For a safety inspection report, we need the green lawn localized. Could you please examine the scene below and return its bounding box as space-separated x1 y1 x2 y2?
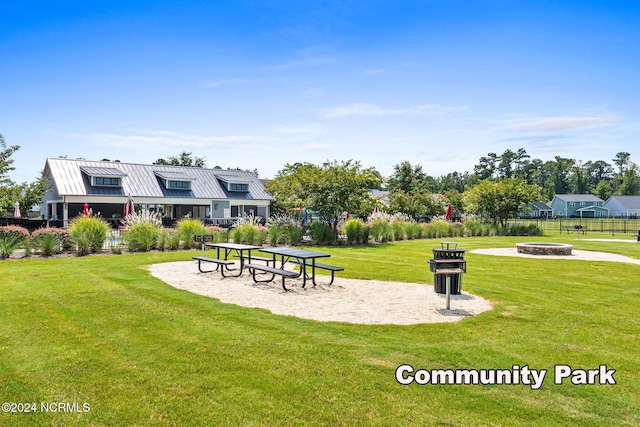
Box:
1 235 639 426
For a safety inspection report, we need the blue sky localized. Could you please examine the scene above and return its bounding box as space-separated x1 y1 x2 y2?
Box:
2 1 640 184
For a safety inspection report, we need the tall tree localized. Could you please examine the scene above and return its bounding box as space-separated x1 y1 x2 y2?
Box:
570 162 589 194
547 156 575 195
474 152 498 180
464 178 541 227
153 152 206 167
386 161 429 193
0 134 19 186
497 149 517 178
585 160 614 190
0 133 48 216
612 152 631 175
267 160 382 235
616 163 640 196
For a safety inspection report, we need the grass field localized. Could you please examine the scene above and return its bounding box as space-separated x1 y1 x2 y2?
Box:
1 234 639 426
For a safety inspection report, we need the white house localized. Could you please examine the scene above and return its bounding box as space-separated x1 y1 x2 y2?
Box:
40 158 273 227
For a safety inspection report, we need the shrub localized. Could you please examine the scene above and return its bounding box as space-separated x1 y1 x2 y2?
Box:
124 223 160 252
31 227 67 256
309 221 335 244
342 219 365 244
175 218 208 249
267 214 303 246
464 219 483 237
368 219 393 243
391 221 408 241
121 211 163 252
451 222 465 237
160 228 181 250
67 215 110 256
0 225 30 259
421 223 435 239
431 220 452 238
206 226 228 243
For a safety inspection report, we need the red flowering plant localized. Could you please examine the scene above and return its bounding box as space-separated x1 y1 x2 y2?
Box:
31 227 69 256
0 225 30 259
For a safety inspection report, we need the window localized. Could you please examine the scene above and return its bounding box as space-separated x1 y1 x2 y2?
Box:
569 202 575 207
168 180 191 189
94 177 121 187
229 183 248 191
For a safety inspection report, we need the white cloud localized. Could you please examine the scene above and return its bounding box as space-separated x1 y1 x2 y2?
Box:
67 129 277 149
296 144 332 151
200 78 250 88
319 102 468 118
262 56 335 71
507 115 618 132
275 124 324 136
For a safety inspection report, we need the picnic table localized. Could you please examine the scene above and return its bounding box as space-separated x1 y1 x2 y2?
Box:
193 242 263 277
564 225 587 235
246 247 343 291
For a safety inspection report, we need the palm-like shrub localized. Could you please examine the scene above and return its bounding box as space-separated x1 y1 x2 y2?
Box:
31 227 67 256
67 215 110 256
0 225 30 259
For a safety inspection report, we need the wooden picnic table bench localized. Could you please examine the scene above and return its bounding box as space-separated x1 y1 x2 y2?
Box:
245 263 299 291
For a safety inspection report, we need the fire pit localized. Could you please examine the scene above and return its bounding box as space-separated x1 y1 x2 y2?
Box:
516 243 573 256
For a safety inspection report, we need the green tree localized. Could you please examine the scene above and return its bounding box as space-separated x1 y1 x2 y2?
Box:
570 162 589 194
267 160 382 237
593 180 614 201
474 152 498 180
153 152 206 167
0 134 48 216
616 163 640 196
464 178 541 227
388 188 443 219
386 161 429 193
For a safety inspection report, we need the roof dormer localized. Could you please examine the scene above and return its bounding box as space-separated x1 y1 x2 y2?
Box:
154 171 194 190
80 166 127 187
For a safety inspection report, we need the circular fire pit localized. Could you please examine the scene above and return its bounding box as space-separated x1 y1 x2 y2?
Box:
516 243 573 256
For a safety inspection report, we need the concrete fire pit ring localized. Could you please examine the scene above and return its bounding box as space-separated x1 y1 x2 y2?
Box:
516 243 573 256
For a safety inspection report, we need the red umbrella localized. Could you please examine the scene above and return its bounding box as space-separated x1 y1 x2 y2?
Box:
83 203 89 217
445 204 452 220
123 198 135 217
13 201 21 218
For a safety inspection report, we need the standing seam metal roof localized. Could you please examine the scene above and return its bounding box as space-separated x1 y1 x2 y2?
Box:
45 158 273 200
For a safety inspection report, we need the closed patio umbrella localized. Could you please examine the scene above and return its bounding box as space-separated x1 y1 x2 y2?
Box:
13 201 21 218
445 204 452 220
83 203 89 217
124 197 135 217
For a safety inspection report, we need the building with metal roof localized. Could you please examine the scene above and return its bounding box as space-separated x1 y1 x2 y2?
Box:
41 158 273 227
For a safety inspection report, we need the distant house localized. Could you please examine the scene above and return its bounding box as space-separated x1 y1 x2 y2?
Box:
603 196 640 218
40 158 273 227
520 201 553 218
549 194 608 218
